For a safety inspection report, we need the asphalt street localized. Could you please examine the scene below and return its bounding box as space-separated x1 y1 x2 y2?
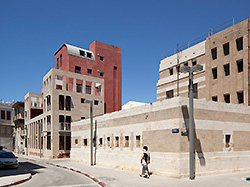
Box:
0 158 99 187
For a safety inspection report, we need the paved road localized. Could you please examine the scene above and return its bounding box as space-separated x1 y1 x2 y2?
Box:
0 158 99 187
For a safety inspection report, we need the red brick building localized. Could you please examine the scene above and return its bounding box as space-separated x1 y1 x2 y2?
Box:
54 41 122 113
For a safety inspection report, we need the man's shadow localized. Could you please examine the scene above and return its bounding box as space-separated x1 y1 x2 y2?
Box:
181 105 206 166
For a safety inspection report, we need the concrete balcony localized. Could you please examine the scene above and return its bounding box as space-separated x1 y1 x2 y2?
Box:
43 123 51 132
13 112 24 122
59 122 71 132
21 129 27 136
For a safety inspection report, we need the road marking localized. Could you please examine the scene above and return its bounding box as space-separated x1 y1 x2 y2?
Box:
46 184 98 187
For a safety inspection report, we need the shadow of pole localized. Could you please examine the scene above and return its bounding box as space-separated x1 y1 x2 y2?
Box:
181 105 206 166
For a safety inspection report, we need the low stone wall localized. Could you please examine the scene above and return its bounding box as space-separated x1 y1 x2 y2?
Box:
71 97 250 178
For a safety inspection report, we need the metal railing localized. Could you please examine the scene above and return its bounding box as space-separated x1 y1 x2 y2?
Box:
162 18 235 59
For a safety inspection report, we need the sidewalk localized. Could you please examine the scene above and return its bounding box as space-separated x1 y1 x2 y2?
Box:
17 154 250 187
0 173 32 187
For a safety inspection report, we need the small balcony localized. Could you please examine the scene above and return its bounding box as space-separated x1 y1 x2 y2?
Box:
13 113 24 122
59 122 71 132
21 129 27 136
43 122 51 132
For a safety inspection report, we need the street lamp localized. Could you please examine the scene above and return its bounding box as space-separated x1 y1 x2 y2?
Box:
180 64 203 180
84 100 94 166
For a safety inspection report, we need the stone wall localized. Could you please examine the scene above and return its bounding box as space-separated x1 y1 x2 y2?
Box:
71 97 250 178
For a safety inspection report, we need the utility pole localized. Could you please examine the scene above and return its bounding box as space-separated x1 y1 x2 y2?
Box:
39 120 42 158
177 43 180 96
84 100 94 166
180 64 203 180
90 100 94 166
94 120 97 165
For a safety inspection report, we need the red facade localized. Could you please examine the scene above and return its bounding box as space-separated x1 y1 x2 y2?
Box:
54 41 122 113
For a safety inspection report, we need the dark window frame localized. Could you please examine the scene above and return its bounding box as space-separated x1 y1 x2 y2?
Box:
224 64 230 76
211 48 217 60
212 67 217 79
166 90 174 99
236 37 243 51
237 59 243 73
223 42 230 56
75 66 81 74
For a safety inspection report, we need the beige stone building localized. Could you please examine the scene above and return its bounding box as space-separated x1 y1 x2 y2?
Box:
71 18 250 178
12 101 26 154
0 102 14 151
71 97 250 178
25 68 104 158
157 18 250 105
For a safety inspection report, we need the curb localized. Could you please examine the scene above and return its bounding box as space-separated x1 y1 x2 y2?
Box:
0 174 32 187
21 156 106 187
46 162 107 187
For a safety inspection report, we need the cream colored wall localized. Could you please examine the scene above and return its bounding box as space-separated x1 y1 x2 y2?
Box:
71 97 250 177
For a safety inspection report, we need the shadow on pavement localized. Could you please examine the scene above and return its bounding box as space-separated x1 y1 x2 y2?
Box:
0 160 46 177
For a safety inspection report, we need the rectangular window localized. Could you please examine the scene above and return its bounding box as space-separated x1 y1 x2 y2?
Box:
57 58 59 69
81 117 85 119
81 98 85 103
94 100 99 105
236 37 243 51
177 65 180 73
79 50 85 56
237 91 244 104
7 111 11 120
47 95 51 111
212 96 218 102
100 56 104 61
1 110 5 120
223 42 230 56
75 139 78 145
166 90 174 99
114 66 117 79
76 84 82 93
75 66 81 74
193 83 198 99
211 48 217 60
86 52 92 58
100 72 104 77
136 135 141 147
59 135 64 150
125 136 129 147
224 64 230 76
47 133 51 150
87 69 92 74
225 134 231 148
212 67 217 79
192 59 197 66
59 95 64 110
86 85 91 94
237 59 243 73
66 136 71 150
224 94 230 103
169 68 173 75
84 139 87 146
99 138 103 147
56 85 62 90
59 115 64 130
60 55 62 67
107 137 110 147
115 136 119 147
65 96 71 111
